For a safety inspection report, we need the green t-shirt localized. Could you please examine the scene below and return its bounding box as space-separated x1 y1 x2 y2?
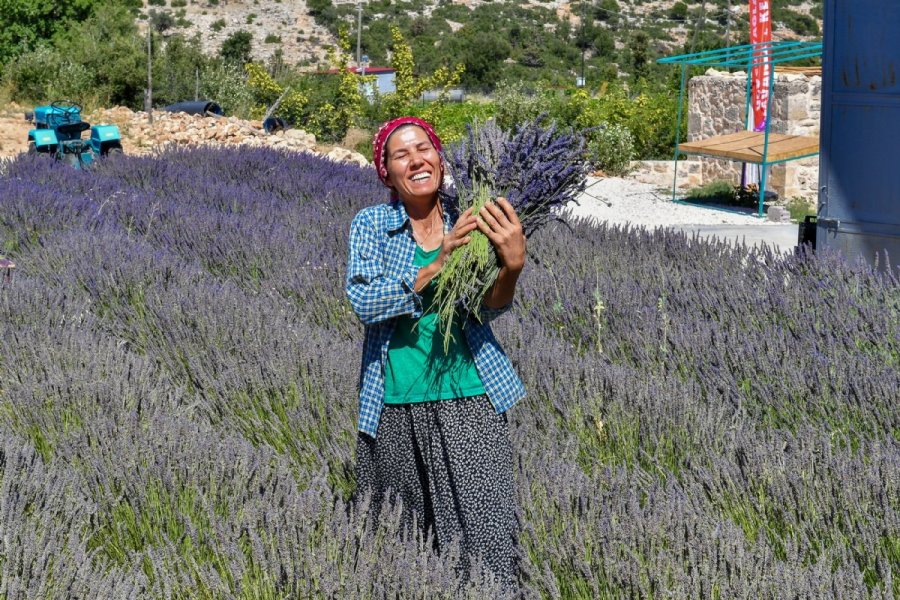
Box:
384 245 486 404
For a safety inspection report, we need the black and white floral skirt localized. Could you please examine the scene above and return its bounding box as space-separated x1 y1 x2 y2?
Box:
355 395 517 586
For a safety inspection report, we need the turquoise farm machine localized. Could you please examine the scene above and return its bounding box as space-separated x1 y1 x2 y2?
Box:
26 101 123 168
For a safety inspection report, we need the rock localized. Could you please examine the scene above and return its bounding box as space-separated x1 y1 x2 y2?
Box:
767 206 792 223
325 147 368 167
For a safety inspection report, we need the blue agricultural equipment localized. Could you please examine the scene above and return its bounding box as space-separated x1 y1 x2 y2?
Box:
26 100 123 168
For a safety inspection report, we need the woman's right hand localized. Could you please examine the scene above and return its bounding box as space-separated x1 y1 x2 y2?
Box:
414 207 477 293
436 207 477 269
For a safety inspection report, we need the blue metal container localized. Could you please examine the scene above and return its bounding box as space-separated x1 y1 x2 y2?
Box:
817 1 900 267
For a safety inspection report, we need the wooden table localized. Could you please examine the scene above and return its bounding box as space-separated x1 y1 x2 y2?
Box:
678 131 819 164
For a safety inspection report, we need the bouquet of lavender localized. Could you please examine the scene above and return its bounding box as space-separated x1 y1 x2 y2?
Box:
433 117 590 349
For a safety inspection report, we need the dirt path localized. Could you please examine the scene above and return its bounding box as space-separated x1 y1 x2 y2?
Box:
0 104 32 157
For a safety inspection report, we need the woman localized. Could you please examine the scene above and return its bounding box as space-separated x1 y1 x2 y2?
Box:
345 116 526 585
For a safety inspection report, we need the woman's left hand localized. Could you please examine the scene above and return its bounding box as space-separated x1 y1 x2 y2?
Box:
476 197 526 273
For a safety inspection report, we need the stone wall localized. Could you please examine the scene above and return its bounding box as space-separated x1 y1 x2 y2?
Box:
85 107 368 166
687 69 821 203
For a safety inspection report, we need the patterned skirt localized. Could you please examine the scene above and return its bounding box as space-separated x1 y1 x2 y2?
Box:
354 395 517 586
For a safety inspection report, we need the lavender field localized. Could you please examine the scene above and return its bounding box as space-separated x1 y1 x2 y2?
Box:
0 147 897 599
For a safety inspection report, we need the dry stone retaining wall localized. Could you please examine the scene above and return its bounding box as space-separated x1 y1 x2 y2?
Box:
86 106 368 166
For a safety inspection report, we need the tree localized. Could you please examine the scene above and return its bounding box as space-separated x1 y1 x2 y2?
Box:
220 30 253 66
594 0 619 25
626 30 651 81
53 3 146 107
307 0 337 28
592 28 614 58
148 9 175 33
378 25 464 132
0 0 139 64
668 2 688 22
457 30 510 90
155 34 207 105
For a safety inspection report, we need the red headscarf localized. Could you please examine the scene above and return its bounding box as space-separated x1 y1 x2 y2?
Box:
372 116 443 190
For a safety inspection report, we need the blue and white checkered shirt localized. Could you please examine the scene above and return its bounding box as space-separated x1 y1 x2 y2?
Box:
346 198 526 437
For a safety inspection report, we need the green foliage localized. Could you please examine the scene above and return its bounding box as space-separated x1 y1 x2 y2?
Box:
244 62 309 125
153 34 207 107
220 30 253 66
685 181 790 212
376 25 464 126
549 85 682 161
264 34 281 44
449 30 512 91
626 30 652 82
668 1 688 21
586 122 635 176
199 62 254 117
2 46 93 103
686 179 736 202
296 28 363 142
594 0 619 23
774 7 820 36
148 9 175 33
3 3 149 108
492 81 552 132
0 0 139 65
307 0 337 28
411 100 495 144
786 197 817 222
210 18 226 32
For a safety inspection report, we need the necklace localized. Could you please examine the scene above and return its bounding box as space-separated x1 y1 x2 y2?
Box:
410 206 442 247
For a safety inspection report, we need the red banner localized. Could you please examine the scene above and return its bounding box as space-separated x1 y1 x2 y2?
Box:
749 0 772 131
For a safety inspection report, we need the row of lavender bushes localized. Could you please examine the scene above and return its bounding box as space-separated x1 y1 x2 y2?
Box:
0 147 897 599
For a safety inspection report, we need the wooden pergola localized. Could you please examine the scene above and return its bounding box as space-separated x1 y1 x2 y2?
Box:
658 41 823 216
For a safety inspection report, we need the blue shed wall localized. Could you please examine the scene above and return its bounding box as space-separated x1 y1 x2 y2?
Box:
817 1 900 267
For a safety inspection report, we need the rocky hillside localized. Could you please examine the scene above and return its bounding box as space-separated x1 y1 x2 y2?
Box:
139 0 334 66
139 0 822 67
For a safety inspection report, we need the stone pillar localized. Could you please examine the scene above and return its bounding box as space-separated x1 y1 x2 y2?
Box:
687 69 821 204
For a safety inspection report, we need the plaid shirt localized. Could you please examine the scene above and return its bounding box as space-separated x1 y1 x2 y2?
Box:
346 198 526 437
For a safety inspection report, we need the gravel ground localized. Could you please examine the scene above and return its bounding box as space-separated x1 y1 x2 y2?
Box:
560 176 802 253
562 176 782 228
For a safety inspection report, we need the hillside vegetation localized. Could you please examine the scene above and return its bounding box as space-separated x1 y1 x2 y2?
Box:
0 0 821 163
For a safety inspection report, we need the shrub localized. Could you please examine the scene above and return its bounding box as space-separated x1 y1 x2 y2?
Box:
412 100 496 144
244 62 309 125
3 46 94 105
264 34 281 44
492 80 553 132
220 30 253 65
2 45 61 102
585 122 635 176
551 86 683 161
210 18 226 31
786 196 817 222
199 62 254 117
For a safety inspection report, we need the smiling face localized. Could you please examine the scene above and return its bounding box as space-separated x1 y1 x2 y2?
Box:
384 125 443 206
